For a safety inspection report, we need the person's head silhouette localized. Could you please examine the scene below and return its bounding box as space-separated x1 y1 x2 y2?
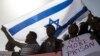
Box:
68 23 79 38
46 24 55 38
25 31 37 44
78 22 89 35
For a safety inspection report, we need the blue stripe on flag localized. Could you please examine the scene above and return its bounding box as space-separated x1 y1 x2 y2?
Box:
55 6 88 37
9 0 73 35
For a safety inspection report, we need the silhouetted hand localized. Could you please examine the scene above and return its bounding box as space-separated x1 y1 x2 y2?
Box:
88 11 93 18
1 25 16 44
90 34 96 40
1 26 7 33
86 11 94 24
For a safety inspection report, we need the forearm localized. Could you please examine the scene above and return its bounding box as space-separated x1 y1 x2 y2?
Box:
4 31 22 48
1 27 14 42
1 26 22 48
13 41 23 48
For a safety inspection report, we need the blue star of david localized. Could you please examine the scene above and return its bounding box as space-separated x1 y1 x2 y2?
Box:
45 18 61 29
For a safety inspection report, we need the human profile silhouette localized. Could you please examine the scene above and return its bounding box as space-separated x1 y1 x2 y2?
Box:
1 26 40 56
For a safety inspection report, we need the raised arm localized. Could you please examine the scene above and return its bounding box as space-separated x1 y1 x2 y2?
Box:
86 11 93 24
1 26 15 41
1 26 23 48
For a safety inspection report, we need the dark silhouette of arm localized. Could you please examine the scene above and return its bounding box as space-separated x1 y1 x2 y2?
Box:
86 11 93 24
1 26 23 48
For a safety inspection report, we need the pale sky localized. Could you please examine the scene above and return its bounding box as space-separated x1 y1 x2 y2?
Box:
0 0 100 51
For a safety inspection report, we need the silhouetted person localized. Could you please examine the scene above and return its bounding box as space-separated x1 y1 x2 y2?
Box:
87 11 100 33
40 25 56 53
64 23 79 40
89 17 100 45
86 12 100 45
78 22 89 35
1 26 40 56
40 24 62 53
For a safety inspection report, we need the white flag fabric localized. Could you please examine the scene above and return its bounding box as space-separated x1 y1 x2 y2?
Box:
3 0 88 45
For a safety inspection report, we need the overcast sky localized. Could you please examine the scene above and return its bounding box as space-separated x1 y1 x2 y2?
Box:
82 0 100 17
0 0 100 51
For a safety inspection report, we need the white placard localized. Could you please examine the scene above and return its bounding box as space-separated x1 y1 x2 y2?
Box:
62 33 100 56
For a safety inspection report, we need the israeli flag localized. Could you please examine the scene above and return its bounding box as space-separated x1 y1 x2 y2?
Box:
4 0 88 45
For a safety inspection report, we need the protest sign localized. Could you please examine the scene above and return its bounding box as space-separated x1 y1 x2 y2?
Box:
62 33 100 56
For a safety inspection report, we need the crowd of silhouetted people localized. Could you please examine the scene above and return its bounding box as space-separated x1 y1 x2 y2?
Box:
64 11 100 45
1 11 100 56
1 24 63 56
